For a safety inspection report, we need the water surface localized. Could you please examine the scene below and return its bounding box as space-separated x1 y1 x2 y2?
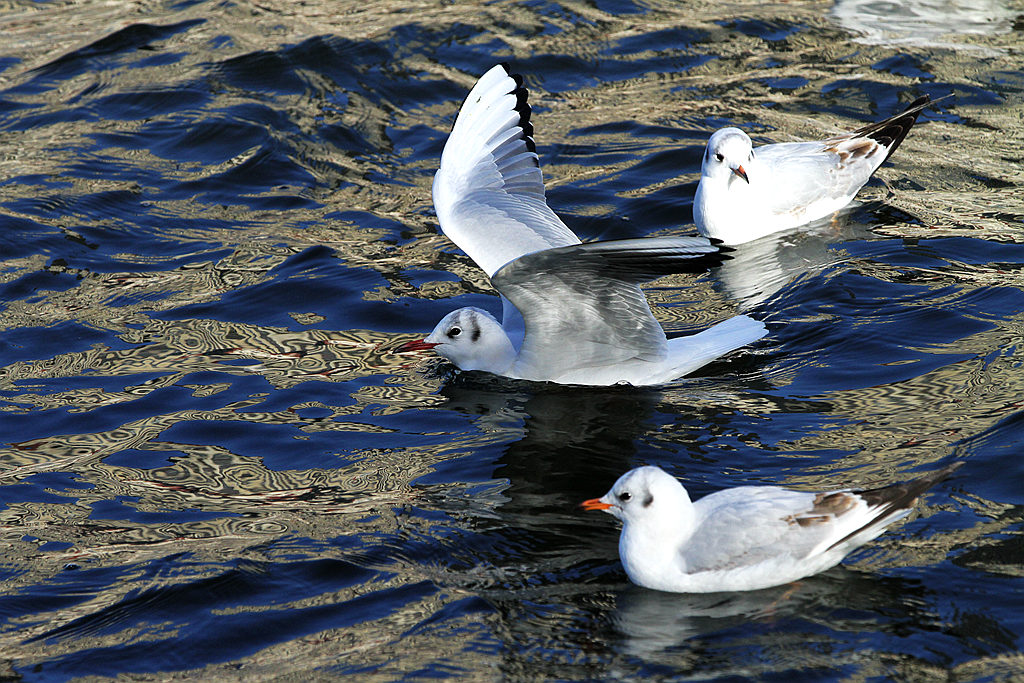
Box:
1 0 1022 679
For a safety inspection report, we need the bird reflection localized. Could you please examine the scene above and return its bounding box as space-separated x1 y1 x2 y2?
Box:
610 582 796 656
707 205 875 310
830 0 1016 54
608 567 935 659
439 375 663 500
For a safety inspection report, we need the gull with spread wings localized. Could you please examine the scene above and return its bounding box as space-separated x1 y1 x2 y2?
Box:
399 65 766 386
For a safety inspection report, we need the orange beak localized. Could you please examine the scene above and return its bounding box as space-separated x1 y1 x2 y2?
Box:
732 165 749 183
397 339 440 353
581 497 612 511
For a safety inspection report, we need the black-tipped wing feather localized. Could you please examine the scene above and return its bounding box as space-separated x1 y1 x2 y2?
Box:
825 461 963 551
846 94 945 162
434 64 581 278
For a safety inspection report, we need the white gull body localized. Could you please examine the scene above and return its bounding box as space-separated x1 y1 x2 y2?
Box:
583 463 961 593
694 96 939 245
402 65 766 386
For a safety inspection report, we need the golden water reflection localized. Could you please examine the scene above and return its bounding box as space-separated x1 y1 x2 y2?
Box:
0 0 1021 677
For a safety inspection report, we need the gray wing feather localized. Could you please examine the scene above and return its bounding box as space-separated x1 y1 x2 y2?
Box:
754 141 879 213
684 487 836 572
492 237 727 377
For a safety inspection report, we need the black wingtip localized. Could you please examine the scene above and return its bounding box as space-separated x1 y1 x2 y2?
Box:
504 68 537 153
708 238 735 254
512 87 535 142
494 64 537 152
857 461 964 513
904 95 931 111
824 461 962 553
853 93 949 162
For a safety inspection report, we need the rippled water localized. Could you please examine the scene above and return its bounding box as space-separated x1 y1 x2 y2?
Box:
1 0 1022 679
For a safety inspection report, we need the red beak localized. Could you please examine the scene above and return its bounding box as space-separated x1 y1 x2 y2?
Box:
580 497 613 511
732 165 749 183
397 339 440 353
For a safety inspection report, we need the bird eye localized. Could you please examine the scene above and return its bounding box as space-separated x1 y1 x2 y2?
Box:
618 491 632 502
447 327 462 338
715 152 724 162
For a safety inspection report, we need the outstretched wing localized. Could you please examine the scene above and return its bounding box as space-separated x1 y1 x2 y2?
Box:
492 236 728 378
432 64 580 279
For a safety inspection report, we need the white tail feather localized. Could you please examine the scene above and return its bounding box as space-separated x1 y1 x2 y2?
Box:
664 315 767 379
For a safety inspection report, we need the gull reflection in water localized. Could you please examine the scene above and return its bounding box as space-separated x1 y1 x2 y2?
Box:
608 567 939 661
708 205 873 311
830 0 1016 54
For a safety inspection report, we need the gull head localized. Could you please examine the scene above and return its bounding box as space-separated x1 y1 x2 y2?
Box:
405 307 516 374
702 127 752 184
582 465 693 527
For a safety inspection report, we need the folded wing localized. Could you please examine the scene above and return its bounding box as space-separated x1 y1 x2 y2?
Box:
754 95 936 217
685 461 962 572
684 487 830 572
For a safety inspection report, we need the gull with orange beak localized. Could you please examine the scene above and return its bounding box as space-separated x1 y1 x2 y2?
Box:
582 463 962 593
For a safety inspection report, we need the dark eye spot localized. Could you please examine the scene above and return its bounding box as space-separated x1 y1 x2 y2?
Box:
715 152 724 162
642 494 653 508
448 327 462 338
618 491 632 502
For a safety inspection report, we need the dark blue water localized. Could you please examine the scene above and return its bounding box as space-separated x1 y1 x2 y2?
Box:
1 0 1022 679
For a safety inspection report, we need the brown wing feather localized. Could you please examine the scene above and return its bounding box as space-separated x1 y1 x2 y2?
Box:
825 461 963 552
785 490 859 528
825 94 949 164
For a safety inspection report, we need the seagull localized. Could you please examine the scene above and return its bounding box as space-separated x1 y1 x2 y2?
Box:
399 65 767 386
582 462 962 593
694 95 943 244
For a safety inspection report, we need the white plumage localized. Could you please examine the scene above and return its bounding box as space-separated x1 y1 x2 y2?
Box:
583 463 961 593
401 65 766 386
694 96 940 244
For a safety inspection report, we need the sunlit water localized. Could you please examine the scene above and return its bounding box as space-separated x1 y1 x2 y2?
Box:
1 0 1022 679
